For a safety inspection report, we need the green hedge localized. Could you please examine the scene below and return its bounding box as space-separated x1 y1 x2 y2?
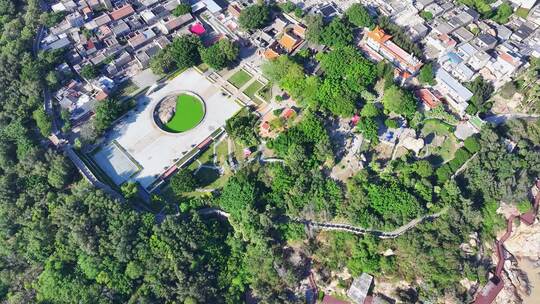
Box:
464 136 480 153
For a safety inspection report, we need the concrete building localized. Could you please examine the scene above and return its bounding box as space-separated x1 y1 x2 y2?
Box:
435 69 473 115
365 27 423 74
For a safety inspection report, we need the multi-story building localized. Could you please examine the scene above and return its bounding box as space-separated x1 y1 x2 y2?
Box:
365 27 423 74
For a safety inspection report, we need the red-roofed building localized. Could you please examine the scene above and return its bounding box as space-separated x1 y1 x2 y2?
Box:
365 27 423 74
415 88 441 109
110 4 134 21
280 108 296 120
94 90 108 101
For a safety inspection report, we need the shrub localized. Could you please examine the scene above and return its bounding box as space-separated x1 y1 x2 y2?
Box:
436 165 452 184
464 136 480 153
517 200 532 213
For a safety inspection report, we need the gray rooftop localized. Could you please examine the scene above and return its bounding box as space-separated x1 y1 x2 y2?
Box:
436 69 473 101
347 273 373 304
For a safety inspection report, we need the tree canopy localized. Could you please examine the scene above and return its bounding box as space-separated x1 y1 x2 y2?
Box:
346 4 374 28
238 4 270 30
200 39 239 70
382 85 417 118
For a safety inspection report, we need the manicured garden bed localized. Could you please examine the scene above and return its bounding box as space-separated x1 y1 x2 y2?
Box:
228 69 251 88
243 81 264 99
164 94 204 132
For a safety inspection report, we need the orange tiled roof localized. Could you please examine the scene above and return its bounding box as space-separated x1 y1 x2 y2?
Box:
279 32 300 52
366 26 392 43
293 23 307 37
415 89 440 109
264 48 280 59
110 4 134 20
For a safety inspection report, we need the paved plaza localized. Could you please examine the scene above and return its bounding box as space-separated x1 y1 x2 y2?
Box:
93 69 241 190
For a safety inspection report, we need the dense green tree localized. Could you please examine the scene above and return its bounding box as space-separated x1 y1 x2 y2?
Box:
225 110 259 147
320 18 354 47
150 47 177 75
80 64 98 79
238 4 270 30
170 169 198 195
466 76 494 114
418 62 435 85
172 3 191 16
346 4 374 28
94 98 122 134
360 103 380 117
305 14 324 43
357 117 379 142
169 35 202 69
200 39 239 70
46 152 74 189
32 108 52 137
382 85 417 118
120 182 139 199
492 2 513 24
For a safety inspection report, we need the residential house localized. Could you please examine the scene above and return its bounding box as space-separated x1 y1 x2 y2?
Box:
111 21 130 37
414 0 435 10
435 69 473 115
127 28 157 50
365 27 423 74
410 23 430 41
472 33 498 51
415 88 441 109
347 274 374 304
141 9 158 25
487 43 524 80
228 2 242 18
452 27 474 43
424 32 457 58
66 11 84 27
158 14 193 34
511 22 535 41
496 24 513 41
44 35 71 50
440 52 476 81
110 4 135 21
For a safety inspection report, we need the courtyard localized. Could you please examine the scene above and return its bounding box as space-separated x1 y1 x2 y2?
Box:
92 69 241 191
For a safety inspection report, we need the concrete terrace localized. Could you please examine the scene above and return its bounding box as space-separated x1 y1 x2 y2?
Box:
93 69 241 190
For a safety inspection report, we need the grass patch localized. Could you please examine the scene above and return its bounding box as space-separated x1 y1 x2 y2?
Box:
228 69 251 88
516 7 529 18
244 81 264 98
164 94 205 132
421 119 454 136
437 135 458 162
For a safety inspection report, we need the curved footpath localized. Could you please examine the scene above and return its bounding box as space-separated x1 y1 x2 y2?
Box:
197 207 448 239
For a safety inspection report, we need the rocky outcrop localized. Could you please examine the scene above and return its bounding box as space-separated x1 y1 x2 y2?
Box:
504 221 540 260
157 97 177 124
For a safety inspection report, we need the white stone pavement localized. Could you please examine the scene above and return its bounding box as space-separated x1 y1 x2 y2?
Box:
93 69 241 190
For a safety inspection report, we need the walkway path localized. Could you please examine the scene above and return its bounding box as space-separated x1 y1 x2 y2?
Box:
293 207 448 239
475 180 540 304
197 207 448 239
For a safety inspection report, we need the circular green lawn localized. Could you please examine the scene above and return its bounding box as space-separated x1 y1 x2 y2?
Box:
164 94 204 132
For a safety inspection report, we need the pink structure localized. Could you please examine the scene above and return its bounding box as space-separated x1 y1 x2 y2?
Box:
189 22 206 36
